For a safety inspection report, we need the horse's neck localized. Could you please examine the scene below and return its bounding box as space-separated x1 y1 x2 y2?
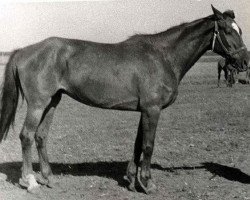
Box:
154 17 214 83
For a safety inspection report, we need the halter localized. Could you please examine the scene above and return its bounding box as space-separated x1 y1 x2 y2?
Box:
211 21 246 58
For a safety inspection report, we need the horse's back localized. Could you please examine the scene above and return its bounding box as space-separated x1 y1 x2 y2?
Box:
12 37 177 110
62 38 171 110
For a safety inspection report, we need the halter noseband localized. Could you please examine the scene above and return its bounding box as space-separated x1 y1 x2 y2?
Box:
211 21 246 57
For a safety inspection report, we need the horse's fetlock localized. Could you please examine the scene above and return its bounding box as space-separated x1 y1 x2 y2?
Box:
42 167 52 179
144 146 153 157
140 170 151 182
127 161 137 176
20 134 34 146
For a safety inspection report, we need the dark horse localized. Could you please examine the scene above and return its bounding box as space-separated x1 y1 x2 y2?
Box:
217 58 238 87
217 56 250 87
0 6 248 194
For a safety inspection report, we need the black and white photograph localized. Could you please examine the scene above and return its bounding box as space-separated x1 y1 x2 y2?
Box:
0 0 249 199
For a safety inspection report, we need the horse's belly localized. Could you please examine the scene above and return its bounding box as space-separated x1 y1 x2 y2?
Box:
69 76 139 110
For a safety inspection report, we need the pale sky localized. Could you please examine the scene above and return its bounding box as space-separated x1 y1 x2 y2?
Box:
0 0 249 52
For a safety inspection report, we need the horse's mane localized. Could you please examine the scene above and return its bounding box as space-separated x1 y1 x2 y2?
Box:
125 15 214 44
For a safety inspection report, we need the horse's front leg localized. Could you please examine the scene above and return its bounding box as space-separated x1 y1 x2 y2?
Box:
126 106 160 194
125 115 143 191
138 106 160 194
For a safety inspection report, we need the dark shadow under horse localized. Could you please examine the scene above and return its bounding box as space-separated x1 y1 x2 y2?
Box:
0 161 249 189
0 5 248 194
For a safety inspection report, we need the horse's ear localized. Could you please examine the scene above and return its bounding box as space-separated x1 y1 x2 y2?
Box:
211 5 224 20
223 10 235 19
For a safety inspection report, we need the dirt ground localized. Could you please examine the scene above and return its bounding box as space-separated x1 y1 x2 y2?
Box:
0 61 249 200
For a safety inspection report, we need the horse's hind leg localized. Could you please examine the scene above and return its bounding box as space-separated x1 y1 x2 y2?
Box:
19 104 48 192
35 93 61 188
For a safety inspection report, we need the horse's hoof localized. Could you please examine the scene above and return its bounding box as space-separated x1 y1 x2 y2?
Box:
36 175 49 186
19 178 29 188
27 184 41 194
137 176 157 194
19 175 41 194
123 175 136 192
128 183 136 192
145 180 157 194
47 178 58 188
27 174 40 192
20 174 41 193
47 176 60 188
36 174 58 188
0 173 7 181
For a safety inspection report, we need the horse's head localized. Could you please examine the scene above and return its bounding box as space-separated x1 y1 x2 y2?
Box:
211 5 249 72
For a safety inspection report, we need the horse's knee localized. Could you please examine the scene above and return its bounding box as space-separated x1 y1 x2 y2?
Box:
19 131 35 147
35 134 46 148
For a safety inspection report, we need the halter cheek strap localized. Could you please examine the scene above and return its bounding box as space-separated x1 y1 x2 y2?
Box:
211 21 246 57
211 21 218 52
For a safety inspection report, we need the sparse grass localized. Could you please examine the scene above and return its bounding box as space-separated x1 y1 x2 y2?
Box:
0 61 249 200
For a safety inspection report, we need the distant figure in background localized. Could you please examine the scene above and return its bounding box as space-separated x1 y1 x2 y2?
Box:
238 66 250 84
247 68 250 83
217 58 238 87
238 52 250 84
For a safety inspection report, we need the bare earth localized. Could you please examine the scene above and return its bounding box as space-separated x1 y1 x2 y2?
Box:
0 61 249 200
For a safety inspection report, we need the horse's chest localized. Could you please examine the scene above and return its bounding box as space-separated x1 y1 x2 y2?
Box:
160 83 178 108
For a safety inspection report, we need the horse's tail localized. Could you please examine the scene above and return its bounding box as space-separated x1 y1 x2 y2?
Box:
0 50 23 142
